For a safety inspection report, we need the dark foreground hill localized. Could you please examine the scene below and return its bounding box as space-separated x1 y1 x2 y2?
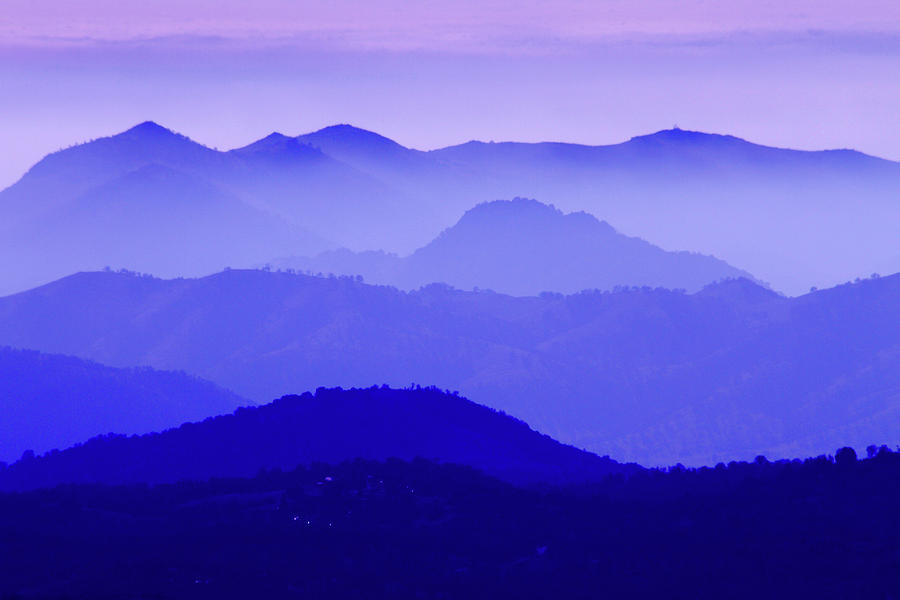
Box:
1 448 899 599
273 198 756 294
0 346 247 463
0 386 633 491
1 269 898 465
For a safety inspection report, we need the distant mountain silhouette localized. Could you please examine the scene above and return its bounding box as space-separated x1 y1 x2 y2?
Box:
20 163 325 284
2 122 224 224
0 123 333 292
292 124 900 297
0 122 429 294
426 128 900 294
273 198 758 294
226 129 427 247
4 122 899 294
296 124 446 186
230 131 324 160
0 346 247 463
298 124 420 164
1 268 897 466
0 386 635 491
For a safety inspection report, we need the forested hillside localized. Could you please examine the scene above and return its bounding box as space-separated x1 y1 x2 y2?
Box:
0 386 633 490
2 447 898 599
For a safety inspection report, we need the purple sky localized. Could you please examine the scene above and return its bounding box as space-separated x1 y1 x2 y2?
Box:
1 0 899 187
4 0 899 44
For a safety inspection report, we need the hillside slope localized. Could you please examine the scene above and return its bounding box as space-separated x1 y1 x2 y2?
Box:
0 386 633 490
0 346 247 463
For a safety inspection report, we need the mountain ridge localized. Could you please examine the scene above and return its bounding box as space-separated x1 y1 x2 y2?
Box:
432 127 895 164
1 268 896 466
272 197 761 295
3 121 899 296
0 385 636 490
0 345 248 463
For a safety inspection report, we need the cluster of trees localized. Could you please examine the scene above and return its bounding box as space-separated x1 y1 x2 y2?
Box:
259 263 365 282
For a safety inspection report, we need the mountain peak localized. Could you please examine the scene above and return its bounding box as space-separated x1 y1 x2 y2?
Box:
696 277 779 302
459 198 613 233
121 121 177 138
106 121 207 151
468 197 563 216
403 197 753 296
259 131 292 142
299 124 407 151
232 132 323 158
627 128 743 146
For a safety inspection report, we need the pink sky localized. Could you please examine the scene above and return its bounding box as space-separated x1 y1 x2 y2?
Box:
1 0 899 187
2 0 899 46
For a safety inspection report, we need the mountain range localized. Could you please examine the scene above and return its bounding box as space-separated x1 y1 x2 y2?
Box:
301 124 900 294
0 386 634 491
0 346 247 463
2 121 898 295
0 122 426 294
1 268 897 466
272 198 757 295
